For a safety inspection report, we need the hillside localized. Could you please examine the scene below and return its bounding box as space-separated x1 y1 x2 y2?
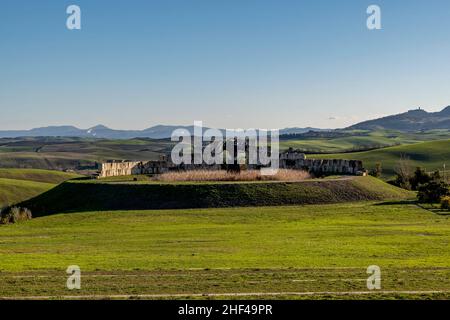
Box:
18 176 413 216
0 179 55 207
0 168 81 184
347 106 450 131
312 139 450 177
0 169 81 207
280 130 450 153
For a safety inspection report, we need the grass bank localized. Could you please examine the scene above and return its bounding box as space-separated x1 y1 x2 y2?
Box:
18 176 414 216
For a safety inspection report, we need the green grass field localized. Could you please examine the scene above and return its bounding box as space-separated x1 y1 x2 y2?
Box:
311 139 450 178
0 169 80 207
0 201 448 299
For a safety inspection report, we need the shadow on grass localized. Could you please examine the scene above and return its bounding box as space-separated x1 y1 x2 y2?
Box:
373 200 418 206
374 200 450 215
415 203 450 216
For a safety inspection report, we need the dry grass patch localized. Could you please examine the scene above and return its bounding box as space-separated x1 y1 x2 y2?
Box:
155 169 311 182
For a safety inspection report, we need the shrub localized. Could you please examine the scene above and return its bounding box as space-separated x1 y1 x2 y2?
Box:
431 170 442 182
393 175 411 190
0 207 32 224
410 167 431 190
417 181 450 203
370 163 382 178
441 196 450 210
393 164 434 191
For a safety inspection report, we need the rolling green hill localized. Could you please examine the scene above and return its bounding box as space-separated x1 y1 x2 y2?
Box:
0 168 81 184
0 169 81 207
311 139 450 178
280 130 450 153
18 176 413 216
0 178 55 208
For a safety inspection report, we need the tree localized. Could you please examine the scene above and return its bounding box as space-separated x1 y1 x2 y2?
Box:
394 155 412 190
410 167 431 190
431 170 442 182
417 181 450 203
370 163 382 178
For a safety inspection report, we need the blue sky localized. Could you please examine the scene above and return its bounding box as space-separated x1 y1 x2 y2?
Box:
1 0 450 130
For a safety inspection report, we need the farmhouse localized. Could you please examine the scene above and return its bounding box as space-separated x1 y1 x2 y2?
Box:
99 148 365 178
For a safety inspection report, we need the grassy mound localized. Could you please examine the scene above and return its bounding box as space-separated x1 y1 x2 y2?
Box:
312 139 450 177
19 176 414 217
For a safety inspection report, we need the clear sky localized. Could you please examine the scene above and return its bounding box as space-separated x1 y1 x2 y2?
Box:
1 0 450 130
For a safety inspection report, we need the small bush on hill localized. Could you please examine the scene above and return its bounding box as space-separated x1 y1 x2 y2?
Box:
417 181 450 203
369 163 382 178
441 196 450 210
0 207 32 224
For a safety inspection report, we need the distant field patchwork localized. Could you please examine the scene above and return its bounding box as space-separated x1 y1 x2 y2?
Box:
0 137 173 170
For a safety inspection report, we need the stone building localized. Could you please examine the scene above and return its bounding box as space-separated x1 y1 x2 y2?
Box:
279 148 365 175
99 156 171 178
99 147 365 178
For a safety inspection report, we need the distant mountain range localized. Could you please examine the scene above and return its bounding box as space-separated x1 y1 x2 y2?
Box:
346 106 450 131
0 124 325 139
1 106 448 139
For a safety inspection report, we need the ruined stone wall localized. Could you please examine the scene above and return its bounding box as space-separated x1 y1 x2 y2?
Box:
100 161 142 178
100 150 365 178
279 158 364 175
100 160 170 178
278 148 364 175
